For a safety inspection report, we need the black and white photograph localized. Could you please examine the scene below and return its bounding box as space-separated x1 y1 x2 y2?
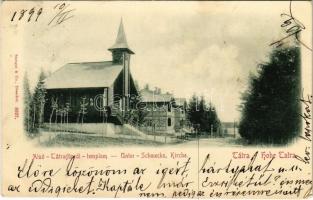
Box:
19 1 309 147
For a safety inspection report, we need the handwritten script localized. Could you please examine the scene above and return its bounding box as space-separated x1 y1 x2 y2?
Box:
294 89 312 165
270 0 312 51
48 3 76 26
6 152 312 198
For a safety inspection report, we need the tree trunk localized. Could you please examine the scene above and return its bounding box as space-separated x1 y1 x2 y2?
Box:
27 106 30 133
32 104 36 129
49 109 55 131
55 110 58 124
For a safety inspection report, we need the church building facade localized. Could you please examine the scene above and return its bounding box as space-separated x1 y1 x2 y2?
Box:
43 20 138 125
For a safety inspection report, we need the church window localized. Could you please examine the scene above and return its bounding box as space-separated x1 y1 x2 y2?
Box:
168 118 172 127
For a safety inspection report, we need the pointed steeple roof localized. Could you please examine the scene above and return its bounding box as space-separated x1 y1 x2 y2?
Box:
108 19 134 54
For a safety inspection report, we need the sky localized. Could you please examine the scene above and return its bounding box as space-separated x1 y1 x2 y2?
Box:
6 1 310 122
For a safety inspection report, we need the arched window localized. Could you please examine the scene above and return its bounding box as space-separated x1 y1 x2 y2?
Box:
168 118 172 127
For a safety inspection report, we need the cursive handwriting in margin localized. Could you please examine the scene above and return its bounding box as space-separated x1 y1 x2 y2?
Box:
270 0 312 51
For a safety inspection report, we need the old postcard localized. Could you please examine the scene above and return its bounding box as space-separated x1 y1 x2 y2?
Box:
1 1 312 198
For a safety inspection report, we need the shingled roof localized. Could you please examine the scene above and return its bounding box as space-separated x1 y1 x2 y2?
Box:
44 61 123 89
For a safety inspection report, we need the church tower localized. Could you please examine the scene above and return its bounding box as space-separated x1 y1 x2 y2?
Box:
108 19 134 63
108 19 134 115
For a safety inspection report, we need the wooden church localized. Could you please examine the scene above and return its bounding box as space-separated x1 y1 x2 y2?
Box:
43 20 138 124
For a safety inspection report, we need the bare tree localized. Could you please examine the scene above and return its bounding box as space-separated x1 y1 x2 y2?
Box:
65 102 71 131
49 97 58 130
79 97 88 124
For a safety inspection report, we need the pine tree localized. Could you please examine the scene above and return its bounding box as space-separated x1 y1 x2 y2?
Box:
199 96 210 132
31 70 47 133
187 95 220 134
239 46 301 144
206 103 220 134
187 94 200 128
23 72 32 134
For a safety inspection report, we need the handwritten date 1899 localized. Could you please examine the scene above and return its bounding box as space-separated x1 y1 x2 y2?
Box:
11 7 43 22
